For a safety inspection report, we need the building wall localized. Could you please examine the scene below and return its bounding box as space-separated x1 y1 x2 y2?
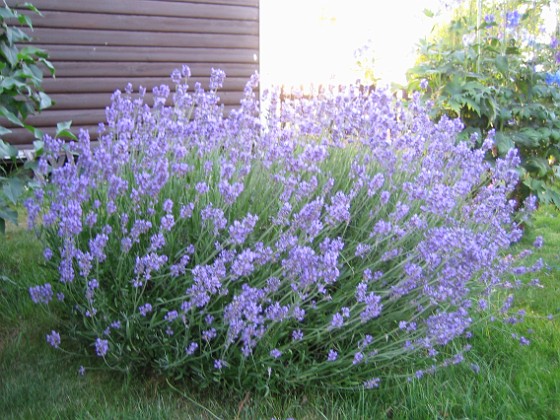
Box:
4 0 259 147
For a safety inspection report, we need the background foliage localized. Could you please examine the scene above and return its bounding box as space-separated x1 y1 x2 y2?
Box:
408 0 560 205
0 2 73 233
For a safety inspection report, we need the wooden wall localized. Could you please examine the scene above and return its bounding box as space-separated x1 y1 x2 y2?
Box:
4 0 259 147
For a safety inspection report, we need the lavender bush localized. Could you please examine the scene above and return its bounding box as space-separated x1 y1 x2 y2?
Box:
25 67 540 393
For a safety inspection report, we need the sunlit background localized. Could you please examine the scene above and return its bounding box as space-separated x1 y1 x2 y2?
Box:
259 0 558 89
260 0 444 89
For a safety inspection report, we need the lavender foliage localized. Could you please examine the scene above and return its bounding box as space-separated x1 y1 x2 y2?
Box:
27 68 538 393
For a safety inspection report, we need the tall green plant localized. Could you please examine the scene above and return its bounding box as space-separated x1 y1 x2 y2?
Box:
408 0 560 206
0 2 58 233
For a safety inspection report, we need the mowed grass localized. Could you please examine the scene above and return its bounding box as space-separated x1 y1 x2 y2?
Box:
1 207 559 419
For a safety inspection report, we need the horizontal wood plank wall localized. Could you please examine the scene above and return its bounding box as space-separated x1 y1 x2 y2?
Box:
4 0 259 147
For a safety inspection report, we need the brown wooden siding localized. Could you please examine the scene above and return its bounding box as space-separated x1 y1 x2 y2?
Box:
4 0 259 147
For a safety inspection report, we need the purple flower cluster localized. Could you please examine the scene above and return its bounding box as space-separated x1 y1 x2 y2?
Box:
29 283 53 304
26 67 539 393
95 338 109 357
46 330 60 348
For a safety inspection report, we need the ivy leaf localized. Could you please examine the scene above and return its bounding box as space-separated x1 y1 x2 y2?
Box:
0 7 16 20
19 46 49 61
38 92 52 110
17 13 33 29
33 140 44 156
23 3 43 17
0 106 24 127
0 43 18 67
41 58 55 76
28 125 45 141
56 121 77 140
0 139 18 158
2 177 24 205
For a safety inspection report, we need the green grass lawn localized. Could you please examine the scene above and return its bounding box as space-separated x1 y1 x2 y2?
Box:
1 208 559 419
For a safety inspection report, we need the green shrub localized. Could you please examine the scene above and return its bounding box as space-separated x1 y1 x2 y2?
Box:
408 1 560 205
26 69 540 394
0 1 56 233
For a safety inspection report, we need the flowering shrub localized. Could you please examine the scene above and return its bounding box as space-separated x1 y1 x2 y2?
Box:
26 67 540 393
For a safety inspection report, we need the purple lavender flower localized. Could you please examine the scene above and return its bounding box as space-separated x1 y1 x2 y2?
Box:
180 203 195 219
270 348 282 359
170 68 182 84
355 243 372 258
29 283 53 304
85 278 99 302
363 378 380 389
426 308 471 346
185 342 199 355
201 204 227 234
195 182 209 195
326 191 351 226
78 365 86 376
353 352 364 365
85 211 97 228
292 329 304 341
46 330 61 348
121 237 132 253
360 292 383 322
160 214 175 231
229 245 253 272
506 10 520 29
202 328 217 342
89 232 109 262
330 313 344 329
164 310 178 322
359 335 374 349
533 236 543 249
228 214 258 245
149 233 166 251
327 349 338 361
170 254 191 277
139 303 153 316
214 358 225 370
95 338 109 357
209 68 226 90
380 190 390 205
